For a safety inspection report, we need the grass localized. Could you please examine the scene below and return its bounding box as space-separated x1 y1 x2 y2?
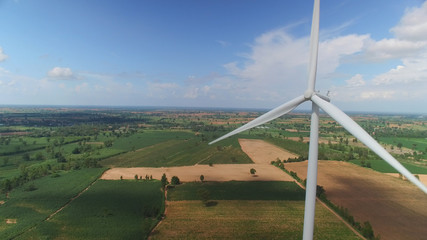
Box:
18 180 164 240
0 168 106 239
100 137 252 167
350 159 427 174
167 181 305 201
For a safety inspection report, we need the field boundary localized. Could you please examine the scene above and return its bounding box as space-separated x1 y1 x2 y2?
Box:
45 178 99 221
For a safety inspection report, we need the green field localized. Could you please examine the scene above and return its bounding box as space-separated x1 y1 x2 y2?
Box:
100 137 252 167
0 168 106 239
168 181 305 201
18 180 164 240
378 136 427 153
350 159 427 174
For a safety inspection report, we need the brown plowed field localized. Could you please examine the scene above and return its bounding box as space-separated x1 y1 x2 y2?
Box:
101 164 295 182
238 139 298 164
285 161 427 240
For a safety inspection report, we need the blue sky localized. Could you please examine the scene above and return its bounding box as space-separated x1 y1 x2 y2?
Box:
1 0 427 113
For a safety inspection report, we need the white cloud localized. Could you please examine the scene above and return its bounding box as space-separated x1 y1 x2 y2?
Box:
346 74 365 87
363 38 427 61
217 27 368 106
318 34 369 74
0 47 8 62
391 1 427 41
47 67 75 80
322 2 427 113
360 90 395 100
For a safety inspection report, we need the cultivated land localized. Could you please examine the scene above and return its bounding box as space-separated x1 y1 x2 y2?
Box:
0 168 106 239
238 138 298 164
151 200 359 240
18 180 163 240
101 164 295 182
2 107 427 239
101 138 299 182
151 181 360 240
284 160 427 240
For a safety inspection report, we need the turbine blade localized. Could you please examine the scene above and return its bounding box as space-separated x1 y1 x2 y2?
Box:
312 95 427 194
209 95 306 145
307 0 320 92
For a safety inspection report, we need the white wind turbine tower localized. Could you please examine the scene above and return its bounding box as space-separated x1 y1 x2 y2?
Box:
209 0 427 239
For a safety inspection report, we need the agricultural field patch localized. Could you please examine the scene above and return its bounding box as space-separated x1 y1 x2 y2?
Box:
167 181 305 201
378 137 427 154
100 137 252 168
284 160 427 240
238 139 299 164
152 201 361 240
18 180 163 240
111 130 195 152
350 159 427 174
101 164 295 182
0 168 105 239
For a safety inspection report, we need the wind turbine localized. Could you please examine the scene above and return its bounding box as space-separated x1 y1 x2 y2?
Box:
209 0 427 239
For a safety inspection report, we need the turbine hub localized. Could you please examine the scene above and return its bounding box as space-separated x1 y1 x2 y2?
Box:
304 90 314 100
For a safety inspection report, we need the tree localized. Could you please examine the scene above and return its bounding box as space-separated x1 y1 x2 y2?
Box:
200 174 205 182
316 185 326 198
72 147 81 154
361 221 375 239
161 173 169 188
104 140 113 147
250 168 256 175
34 152 45 161
55 152 66 163
134 174 139 180
171 176 180 185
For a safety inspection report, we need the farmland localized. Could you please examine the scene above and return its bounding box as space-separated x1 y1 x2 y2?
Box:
1 106 427 239
17 180 163 240
284 161 427 240
0 168 105 239
151 181 360 240
100 136 252 167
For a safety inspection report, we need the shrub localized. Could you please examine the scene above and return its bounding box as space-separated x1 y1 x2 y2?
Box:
25 183 37 192
200 175 204 182
250 168 256 175
171 176 180 185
